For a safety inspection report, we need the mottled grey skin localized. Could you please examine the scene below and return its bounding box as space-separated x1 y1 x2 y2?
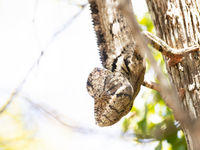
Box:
87 68 134 126
87 0 145 127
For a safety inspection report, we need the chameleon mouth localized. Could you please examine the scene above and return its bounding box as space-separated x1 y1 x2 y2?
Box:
94 93 134 127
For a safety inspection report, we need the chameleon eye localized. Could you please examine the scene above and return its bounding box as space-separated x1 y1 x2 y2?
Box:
87 68 134 126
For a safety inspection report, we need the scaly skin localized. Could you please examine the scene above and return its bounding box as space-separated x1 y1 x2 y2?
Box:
87 0 145 126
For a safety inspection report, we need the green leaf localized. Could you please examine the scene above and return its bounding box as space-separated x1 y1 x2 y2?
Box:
139 13 154 32
138 118 147 134
122 118 130 133
137 103 148 134
155 141 162 150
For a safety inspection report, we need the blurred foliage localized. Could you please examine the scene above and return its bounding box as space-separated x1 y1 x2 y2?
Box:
122 13 187 150
0 101 40 150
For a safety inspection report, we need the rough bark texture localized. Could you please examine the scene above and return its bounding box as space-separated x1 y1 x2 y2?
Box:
146 0 200 149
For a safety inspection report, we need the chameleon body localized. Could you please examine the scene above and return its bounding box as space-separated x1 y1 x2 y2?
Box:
87 0 145 127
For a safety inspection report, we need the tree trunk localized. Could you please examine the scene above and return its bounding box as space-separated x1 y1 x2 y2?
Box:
146 0 200 149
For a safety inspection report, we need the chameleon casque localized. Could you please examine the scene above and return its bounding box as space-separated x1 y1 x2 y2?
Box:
86 0 200 127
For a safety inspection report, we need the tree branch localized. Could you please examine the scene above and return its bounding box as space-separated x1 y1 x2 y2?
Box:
118 0 191 132
118 0 200 149
142 81 160 92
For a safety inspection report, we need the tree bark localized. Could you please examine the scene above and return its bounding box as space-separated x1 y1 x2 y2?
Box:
146 0 200 149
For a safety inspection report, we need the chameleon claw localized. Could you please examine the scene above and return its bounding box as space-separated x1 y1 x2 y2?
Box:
167 55 183 66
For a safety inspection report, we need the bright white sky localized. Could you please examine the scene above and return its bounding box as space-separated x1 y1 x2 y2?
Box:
0 0 158 149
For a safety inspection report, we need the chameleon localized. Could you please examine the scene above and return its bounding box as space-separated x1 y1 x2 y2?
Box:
86 0 200 127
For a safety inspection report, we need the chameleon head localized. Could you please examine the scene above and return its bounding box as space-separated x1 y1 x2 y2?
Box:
87 67 134 127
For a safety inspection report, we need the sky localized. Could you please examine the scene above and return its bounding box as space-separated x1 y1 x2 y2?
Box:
0 0 158 149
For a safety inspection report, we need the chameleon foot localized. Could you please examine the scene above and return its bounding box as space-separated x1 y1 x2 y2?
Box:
143 31 200 66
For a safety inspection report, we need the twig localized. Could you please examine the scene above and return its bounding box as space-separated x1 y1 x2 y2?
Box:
0 90 17 114
24 97 93 133
0 3 87 115
142 81 160 92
